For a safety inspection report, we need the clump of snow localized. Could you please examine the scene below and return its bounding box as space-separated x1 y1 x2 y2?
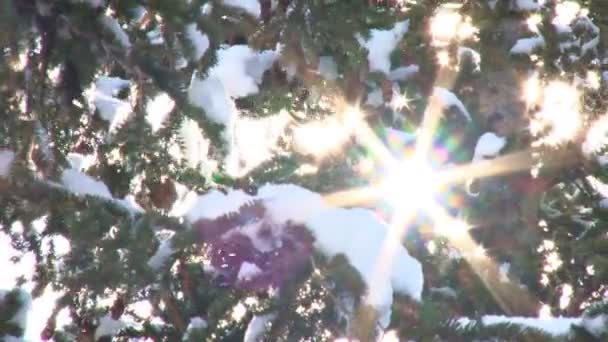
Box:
145 92 175 133
388 65 419 82
431 87 472 121
318 56 338 81
180 183 423 328
257 184 328 224
85 76 133 132
61 169 112 199
61 168 143 214
147 28 164 45
188 76 238 128
459 315 582 336
187 45 278 134
244 313 276 342
224 0 261 17
67 152 97 172
512 0 540 12
510 36 545 55
237 262 263 282
473 132 507 161
0 149 15 177
100 14 131 49
499 262 511 283
366 88 384 108
94 313 126 340
184 316 208 340
213 45 276 98
41 234 71 258
359 21 409 74
148 238 175 270
115 194 145 214
181 189 253 222
306 208 423 327
185 23 210 61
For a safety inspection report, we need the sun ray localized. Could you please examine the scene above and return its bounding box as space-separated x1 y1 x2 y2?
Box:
427 204 541 316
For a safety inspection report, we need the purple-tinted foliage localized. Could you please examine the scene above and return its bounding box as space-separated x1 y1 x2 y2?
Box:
195 201 314 291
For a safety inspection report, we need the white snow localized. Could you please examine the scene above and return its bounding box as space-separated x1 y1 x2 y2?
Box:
431 87 472 121
181 189 253 222
185 23 210 61
0 149 15 177
61 168 143 214
101 14 131 49
306 208 423 327
237 262 263 281
257 184 327 224
512 0 540 12
187 45 278 130
61 169 112 199
184 316 208 339
85 76 133 132
510 36 545 55
145 92 175 133
499 262 511 283
244 313 276 342
388 65 419 82
473 132 507 161
459 315 582 336
115 194 145 214
67 152 97 172
179 183 423 328
148 238 175 270
318 56 338 81
188 76 238 128
366 88 384 108
359 21 409 74
223 0 261 17
94 313 126 340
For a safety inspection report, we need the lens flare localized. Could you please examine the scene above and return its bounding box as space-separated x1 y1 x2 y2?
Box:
530 81 581 146
380 157 439 210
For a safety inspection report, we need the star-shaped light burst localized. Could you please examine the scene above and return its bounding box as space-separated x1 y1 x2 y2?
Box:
379 155 439 212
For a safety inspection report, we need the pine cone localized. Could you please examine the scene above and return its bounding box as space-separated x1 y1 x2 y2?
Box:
149 178 177 210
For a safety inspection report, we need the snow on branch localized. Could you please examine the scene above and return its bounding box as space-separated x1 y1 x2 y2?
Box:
359 20 409 74
510 36 545 55
168 183 423 329
0 149 15 177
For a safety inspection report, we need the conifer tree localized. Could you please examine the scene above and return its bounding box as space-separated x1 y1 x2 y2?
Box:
1 0 608 341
